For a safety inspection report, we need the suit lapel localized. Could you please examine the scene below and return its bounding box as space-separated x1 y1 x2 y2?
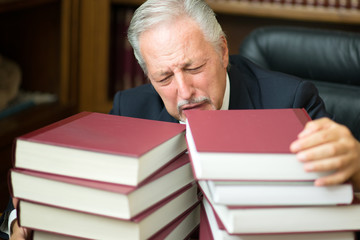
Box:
228 64 256 110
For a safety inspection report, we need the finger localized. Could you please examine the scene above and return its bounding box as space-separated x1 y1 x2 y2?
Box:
296 123 318 139
291 129 337 153
10 220 27 240
314 166 354 186
297 118 332 138
291 118 342 153
303 154 352 173
296 141 349 162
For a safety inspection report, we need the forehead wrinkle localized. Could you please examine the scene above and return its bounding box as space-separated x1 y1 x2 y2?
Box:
154 58 194 78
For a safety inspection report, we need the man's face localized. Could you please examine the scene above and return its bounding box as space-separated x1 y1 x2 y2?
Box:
139 17 229 121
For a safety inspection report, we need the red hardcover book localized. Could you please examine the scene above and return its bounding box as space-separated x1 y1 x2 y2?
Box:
10 153 194 220
185 108 331 181
199 204 215 240
199 181 360 235
148 201 200 240
14 111 186 186
201 198 356 240
18 184 199 240
30 201 201 240
202 179 353 206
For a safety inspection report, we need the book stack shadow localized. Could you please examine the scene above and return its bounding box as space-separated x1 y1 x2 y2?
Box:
9 112 201 240
185 109 360 240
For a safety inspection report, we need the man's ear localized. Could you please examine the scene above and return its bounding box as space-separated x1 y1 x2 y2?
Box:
220 36 229 69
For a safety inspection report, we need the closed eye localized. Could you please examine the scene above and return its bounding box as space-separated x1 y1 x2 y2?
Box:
185 63 205 73
158 74 173 84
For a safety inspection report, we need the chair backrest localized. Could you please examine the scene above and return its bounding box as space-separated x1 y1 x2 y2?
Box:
239 26 360 140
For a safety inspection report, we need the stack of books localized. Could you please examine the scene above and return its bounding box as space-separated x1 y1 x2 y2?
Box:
185 108 360 239
10 112 200 239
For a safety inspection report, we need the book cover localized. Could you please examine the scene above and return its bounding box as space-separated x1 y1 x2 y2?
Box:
185 109 331 181
14 112 187 185
10 153 194 219
186 108 309 153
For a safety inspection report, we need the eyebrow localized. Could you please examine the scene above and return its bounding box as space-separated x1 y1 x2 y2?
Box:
156 60 194 77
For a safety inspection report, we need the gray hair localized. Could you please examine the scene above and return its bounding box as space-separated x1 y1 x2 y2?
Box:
127 0 226 74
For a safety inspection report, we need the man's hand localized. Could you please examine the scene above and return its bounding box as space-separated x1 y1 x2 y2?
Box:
10 198 31 240
9 220 30 240
290 118 360 190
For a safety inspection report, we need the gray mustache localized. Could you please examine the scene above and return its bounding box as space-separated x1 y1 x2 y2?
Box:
177 96 211 113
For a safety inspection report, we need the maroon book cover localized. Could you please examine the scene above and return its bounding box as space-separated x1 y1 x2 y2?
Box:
16 112 185 157
185 108 309 154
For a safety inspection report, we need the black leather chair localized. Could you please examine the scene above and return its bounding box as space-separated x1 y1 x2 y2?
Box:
239 26 360 141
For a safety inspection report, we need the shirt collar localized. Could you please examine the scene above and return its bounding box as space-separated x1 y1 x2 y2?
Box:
221 73 230 111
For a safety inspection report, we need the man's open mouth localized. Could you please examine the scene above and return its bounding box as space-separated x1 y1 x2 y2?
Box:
181 102 207 111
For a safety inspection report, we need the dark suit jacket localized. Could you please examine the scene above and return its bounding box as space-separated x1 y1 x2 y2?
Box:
110 55 331 120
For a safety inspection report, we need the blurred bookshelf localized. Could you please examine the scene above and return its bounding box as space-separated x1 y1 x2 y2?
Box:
0 0 79 211
112 0 360 24
207 0 360 24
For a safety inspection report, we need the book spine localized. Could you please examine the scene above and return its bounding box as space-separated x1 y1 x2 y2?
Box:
298 108 311 124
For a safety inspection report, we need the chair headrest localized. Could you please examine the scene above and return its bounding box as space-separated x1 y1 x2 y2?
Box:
239 26 360 86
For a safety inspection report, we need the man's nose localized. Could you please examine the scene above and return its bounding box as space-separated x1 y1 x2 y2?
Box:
175 73 194 100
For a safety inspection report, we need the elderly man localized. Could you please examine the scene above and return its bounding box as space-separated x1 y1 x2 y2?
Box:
3 0 360 239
